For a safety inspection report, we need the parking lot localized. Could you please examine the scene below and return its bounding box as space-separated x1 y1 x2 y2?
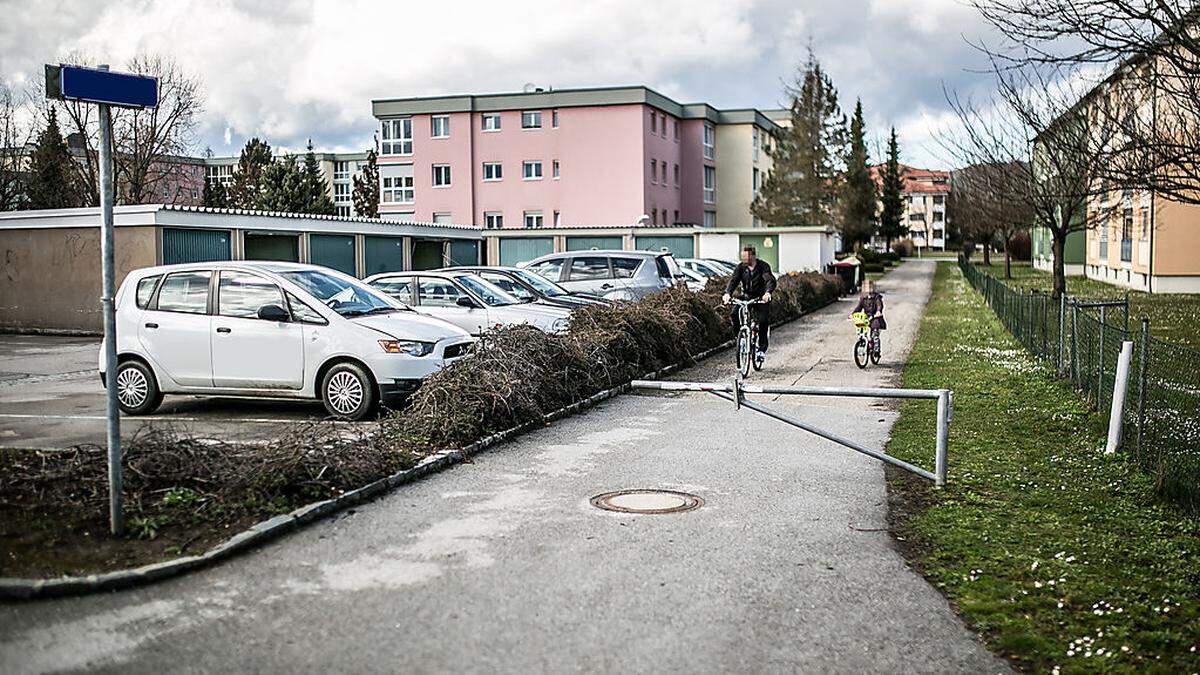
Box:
0 335 334 449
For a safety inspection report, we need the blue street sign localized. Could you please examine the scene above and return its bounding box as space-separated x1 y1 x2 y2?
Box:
45 64 158 109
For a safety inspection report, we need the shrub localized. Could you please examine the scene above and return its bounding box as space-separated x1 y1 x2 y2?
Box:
893 239 916 257
1007 231 1032 261
862 262 886 273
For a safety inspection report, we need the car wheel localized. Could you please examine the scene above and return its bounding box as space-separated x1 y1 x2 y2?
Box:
321 362 378 421
115 359 163 415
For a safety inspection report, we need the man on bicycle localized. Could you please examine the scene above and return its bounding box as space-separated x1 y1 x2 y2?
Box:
722 245 776 360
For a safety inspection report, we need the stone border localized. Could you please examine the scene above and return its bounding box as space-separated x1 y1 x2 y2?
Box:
0 298 837 600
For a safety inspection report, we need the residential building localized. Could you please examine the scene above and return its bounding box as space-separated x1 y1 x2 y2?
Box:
870 164 950 251
204 150 369 217
0 205 482 332
369 86 781 231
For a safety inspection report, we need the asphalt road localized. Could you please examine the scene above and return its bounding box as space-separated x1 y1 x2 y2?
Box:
0 335 332 449
0 260 1011 674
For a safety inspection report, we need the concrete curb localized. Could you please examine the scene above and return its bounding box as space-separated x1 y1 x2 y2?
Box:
0 296 838 601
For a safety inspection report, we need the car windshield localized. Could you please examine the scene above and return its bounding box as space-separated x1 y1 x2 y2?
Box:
454 274 521 306
280 269 402 317
509 268 568 297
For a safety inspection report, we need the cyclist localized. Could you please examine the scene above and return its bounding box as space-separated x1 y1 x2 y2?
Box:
722 245 776 361
851 279 886 357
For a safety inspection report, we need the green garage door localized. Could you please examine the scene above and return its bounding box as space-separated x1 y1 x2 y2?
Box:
245 232 299 262
499 237 553 266
566 236 623 252
635 235 694 259
309 234 356 275
448 240 480 266
162 228 231 265
364 236 405 276
738 234 778 271
411 239 444 270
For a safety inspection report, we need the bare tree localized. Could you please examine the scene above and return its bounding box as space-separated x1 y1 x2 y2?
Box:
0 85 32 211
970 1 1200 203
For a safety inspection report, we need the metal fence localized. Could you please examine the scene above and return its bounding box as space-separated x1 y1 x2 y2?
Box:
959 258 1200 515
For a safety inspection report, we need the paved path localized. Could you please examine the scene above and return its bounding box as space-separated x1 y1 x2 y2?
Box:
0 260 1010 674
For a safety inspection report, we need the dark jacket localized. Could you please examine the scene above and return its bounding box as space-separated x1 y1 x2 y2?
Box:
725 259 777 300
853 292 887 329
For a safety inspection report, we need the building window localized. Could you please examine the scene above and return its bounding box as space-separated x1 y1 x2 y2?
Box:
553 210 561 227
703 166 715 203
523 161 543 180
482 162 502 181
336 205 352 218
482 113 501 131
650 159 657 184
661 161 667 184
522 110 542 129
333 161 350 180
1141 208 1150 241
752 167 760 196
433 212 452 224
650 111 657 134
524 211 543 229
674 120 679 141
484 212 503 229
381 118 413 155
431 115 450 138
932 211 944 222
933 194 945 205
552 160 560 179
333 182 351 202
674 164 679 187
552 110 559 128
432 164 451 187
703 210 716 227
703 124 715 160
673 209 679 224
752 127 760 161
205 164 234 185
380 164 414 204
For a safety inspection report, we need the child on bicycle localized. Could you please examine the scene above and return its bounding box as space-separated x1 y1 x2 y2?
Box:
851 279 886 356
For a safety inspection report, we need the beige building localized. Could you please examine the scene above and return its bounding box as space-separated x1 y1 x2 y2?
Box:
204 151 370 218
714 110 775 229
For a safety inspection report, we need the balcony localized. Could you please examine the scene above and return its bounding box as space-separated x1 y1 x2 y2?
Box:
1120 238 1132 263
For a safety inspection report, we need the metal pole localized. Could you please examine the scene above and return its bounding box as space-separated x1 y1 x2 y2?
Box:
1105 341 1134 454
1098 306 1107 411
1137 318 1149 455
1071 301 1079 387
98 81 123 536
630 379 943 400
1058 293 1066 374
935 389 950 487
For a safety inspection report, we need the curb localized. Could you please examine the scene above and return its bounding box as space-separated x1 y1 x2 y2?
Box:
0 296 839 600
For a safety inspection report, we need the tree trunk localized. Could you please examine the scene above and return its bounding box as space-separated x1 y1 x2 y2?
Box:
982 241 992 266
1004 236 1012 278
1051 232 1067 299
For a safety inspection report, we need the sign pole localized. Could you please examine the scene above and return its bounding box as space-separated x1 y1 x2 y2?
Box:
96 65 123 536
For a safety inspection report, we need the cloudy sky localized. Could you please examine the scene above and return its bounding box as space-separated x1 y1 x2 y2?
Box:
1 0 1005 168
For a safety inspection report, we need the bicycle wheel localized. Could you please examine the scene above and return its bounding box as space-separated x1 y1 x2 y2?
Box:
870 340 881 365
738 328 752 377
854 336 869 369
751 325 764 371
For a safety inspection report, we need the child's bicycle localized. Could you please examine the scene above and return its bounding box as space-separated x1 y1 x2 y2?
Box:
851 311 881 369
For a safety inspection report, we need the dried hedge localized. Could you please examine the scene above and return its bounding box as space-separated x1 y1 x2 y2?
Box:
0 272 842 540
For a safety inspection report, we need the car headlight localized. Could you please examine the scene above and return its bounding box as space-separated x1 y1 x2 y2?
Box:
378 340 434 356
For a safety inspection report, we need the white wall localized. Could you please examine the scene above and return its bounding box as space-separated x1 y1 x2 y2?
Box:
697 233 740 262
778 231 835 273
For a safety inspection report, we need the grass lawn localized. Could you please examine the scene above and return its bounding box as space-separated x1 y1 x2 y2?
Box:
886 262 1200 673
974 260 1200 351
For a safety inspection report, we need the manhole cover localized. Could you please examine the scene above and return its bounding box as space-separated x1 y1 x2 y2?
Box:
590 489 704 514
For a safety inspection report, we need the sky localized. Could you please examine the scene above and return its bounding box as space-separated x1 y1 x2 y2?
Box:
0 0 1007 168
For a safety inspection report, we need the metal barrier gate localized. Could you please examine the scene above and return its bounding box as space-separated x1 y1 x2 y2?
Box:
630 379 953 487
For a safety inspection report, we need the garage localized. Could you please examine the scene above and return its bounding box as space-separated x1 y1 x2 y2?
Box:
448 240 480 266
245 232 300 262
738 233 778 271
309 234 356 275
364 235 406 275
411 239 445 270
499 237 553 266
566 235 623 251
162 227 231 265
635 235 694 259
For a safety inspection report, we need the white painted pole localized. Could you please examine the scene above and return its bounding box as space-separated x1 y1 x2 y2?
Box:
935 390 949 488
1105 341 1134 455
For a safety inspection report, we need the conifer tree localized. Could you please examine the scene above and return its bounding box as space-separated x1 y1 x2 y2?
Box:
840 99 876 250
352 149 380 218
228 137 273 209
301 140 336 215
257 157 307 212
202 177 230 208
26 107 79 209
877 127 908 249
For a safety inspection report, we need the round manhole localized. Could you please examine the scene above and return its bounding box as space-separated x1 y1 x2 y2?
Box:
590 489 704 514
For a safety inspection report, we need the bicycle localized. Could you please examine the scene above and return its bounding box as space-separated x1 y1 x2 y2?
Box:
851 311 881 369
731 298 767 377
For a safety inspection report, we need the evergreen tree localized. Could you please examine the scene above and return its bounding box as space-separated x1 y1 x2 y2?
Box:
228 137 273 209
202 177 230 208
257 157 307 212
26 108 79 209
352 149 380 218
300 140 336 215
840 99 876 250
877 127 908 249
752 50 845 228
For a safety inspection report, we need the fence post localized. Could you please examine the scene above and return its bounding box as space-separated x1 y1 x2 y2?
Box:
1105 341 1134 454
1098 306 1107 411
1123 291 1130 334
1071 301 1079 387
1058 293 1066 374
1137 318 1149 456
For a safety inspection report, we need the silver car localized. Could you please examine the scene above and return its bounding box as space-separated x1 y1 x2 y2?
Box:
521 250 683 301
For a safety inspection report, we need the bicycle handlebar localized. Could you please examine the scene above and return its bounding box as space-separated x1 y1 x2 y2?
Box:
728 298 767 305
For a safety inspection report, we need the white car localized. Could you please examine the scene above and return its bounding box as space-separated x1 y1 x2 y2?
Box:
100 262 473 420
676 266 709 291
365 270 571 336
678 258 732 278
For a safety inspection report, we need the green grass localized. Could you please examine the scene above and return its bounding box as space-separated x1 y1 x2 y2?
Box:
977 261 1200 351
886 262 1200 673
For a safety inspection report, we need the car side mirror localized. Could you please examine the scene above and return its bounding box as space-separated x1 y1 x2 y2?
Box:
455 296 478 309
258 304 290 322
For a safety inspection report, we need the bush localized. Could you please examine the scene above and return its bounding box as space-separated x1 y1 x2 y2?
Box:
862 262 886 273
893 239 916 257
1007 231 1032 261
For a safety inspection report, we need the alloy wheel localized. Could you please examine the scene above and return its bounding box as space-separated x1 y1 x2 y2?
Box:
326 371 365 416
116 366 148 408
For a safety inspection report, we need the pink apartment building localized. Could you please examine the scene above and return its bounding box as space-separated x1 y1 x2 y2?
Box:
370 86 779 232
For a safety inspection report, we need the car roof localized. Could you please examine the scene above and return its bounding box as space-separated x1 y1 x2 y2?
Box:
128 260 326 276
528 249 667 262
365 270 466 281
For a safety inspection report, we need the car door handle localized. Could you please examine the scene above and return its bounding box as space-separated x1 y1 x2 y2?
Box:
144 322 158 329
601 283 613 290
216 327 231 334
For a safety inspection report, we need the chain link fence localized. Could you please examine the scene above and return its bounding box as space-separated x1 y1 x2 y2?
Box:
959 257 1200 516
